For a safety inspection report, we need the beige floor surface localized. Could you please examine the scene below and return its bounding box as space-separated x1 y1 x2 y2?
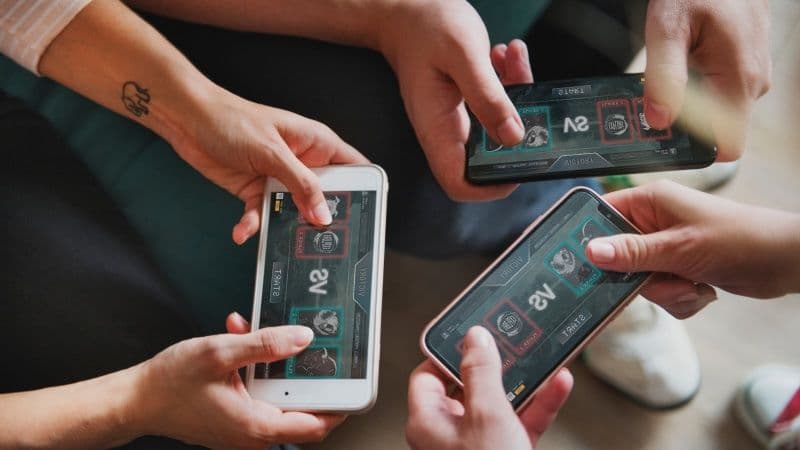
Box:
307 2 800 449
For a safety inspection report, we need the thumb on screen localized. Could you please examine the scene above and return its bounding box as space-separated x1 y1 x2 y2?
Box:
585 232 682 274
643 10 690 130
460 327 513 417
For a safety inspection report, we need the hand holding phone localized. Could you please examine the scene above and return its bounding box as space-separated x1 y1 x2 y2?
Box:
406 327 573 450
585 181 800 313
421 188 650 410
247 165 388 413
136 316 345 448
466 74 717 184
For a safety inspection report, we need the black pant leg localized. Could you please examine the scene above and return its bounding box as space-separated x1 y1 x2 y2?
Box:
0 93 204 449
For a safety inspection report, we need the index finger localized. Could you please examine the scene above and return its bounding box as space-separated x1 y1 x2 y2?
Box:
452 51 524 147
252 402 347 444
408 361 451 414
600 187 642 220
519 368 573 445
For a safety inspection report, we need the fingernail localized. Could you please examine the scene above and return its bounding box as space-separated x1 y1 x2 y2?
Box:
290 326 314 346
496 116 524 146
675 292 701 304
696 286 718 303
466 326 492 349
699 292 718 303
645 99 671 128
518 40 530 60
588 240 616 263
312 201 332 225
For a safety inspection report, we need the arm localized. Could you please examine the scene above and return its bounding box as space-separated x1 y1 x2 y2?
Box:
0 317 343 450
0 368 141 449
38 0 368 241
126 0 387 50
127 0 531 202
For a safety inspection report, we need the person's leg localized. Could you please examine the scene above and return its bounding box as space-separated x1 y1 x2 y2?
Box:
142 13 599 258
526 0 643 81
0 93 204 449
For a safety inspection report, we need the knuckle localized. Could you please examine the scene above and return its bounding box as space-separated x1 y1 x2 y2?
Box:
650 178 675 192
310 424 329 443
197 338 227 366
404 420 427 448
439 178 470 202
645 7 685 42
468 405 502 428
309 120 336 143
255 330 283 358
246 416 277 443
460 352 497 383
621 235 651 268
669 307 697 320
739 60 771 99
296 175 321 200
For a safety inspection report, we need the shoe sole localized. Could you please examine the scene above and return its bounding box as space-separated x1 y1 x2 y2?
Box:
580 353 701 411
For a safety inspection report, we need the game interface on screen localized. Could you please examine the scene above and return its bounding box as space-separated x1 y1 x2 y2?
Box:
425 190 649 409
255 191 376 379
467 74 714 182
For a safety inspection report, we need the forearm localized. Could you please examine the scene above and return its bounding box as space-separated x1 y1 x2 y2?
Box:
0 365 146 449
774 212 800 294
125 0 401 50
739 207 800 297
39 0 220 146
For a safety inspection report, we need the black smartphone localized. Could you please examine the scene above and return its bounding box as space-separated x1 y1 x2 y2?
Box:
421 187 651 411
466 73 717 184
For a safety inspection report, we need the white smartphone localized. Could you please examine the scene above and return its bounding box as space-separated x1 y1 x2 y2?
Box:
246 165 388 413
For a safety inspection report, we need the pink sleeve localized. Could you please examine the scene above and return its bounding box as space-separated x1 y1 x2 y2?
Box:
0 0 93 75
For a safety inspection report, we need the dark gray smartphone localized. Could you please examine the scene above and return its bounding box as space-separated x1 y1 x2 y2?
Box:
466 73 717 184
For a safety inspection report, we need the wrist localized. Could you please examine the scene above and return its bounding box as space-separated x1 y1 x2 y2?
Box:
145 63 233 153
119 359 168 441
373 0 433 68
751 209 800 296
107 363 154 446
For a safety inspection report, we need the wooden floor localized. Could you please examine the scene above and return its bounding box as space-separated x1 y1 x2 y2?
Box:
308 2 800 449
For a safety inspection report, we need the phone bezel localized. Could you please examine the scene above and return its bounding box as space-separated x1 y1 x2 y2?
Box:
420 187 652 412
465 74 718 184
246 164 388 413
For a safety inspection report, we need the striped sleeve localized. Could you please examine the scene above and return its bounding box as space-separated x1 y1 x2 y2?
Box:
0 0 92 75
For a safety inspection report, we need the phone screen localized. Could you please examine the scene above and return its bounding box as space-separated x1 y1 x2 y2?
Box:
466 74 715 183
425 189 649 408
255 191 377 380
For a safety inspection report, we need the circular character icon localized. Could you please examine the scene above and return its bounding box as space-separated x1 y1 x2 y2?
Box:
604 113 629 136
524 125 550 148
313 309 340 336
496 310 523 337
295 347 338 377
551 248 577 276
313 230 340 254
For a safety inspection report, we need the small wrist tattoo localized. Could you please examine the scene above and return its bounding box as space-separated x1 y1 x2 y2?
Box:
121 81 151 117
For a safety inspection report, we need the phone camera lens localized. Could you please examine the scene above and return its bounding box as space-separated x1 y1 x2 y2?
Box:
284 391 289 396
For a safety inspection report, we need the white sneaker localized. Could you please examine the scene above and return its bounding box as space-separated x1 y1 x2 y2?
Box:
583 296 701 409
735 365 800 450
